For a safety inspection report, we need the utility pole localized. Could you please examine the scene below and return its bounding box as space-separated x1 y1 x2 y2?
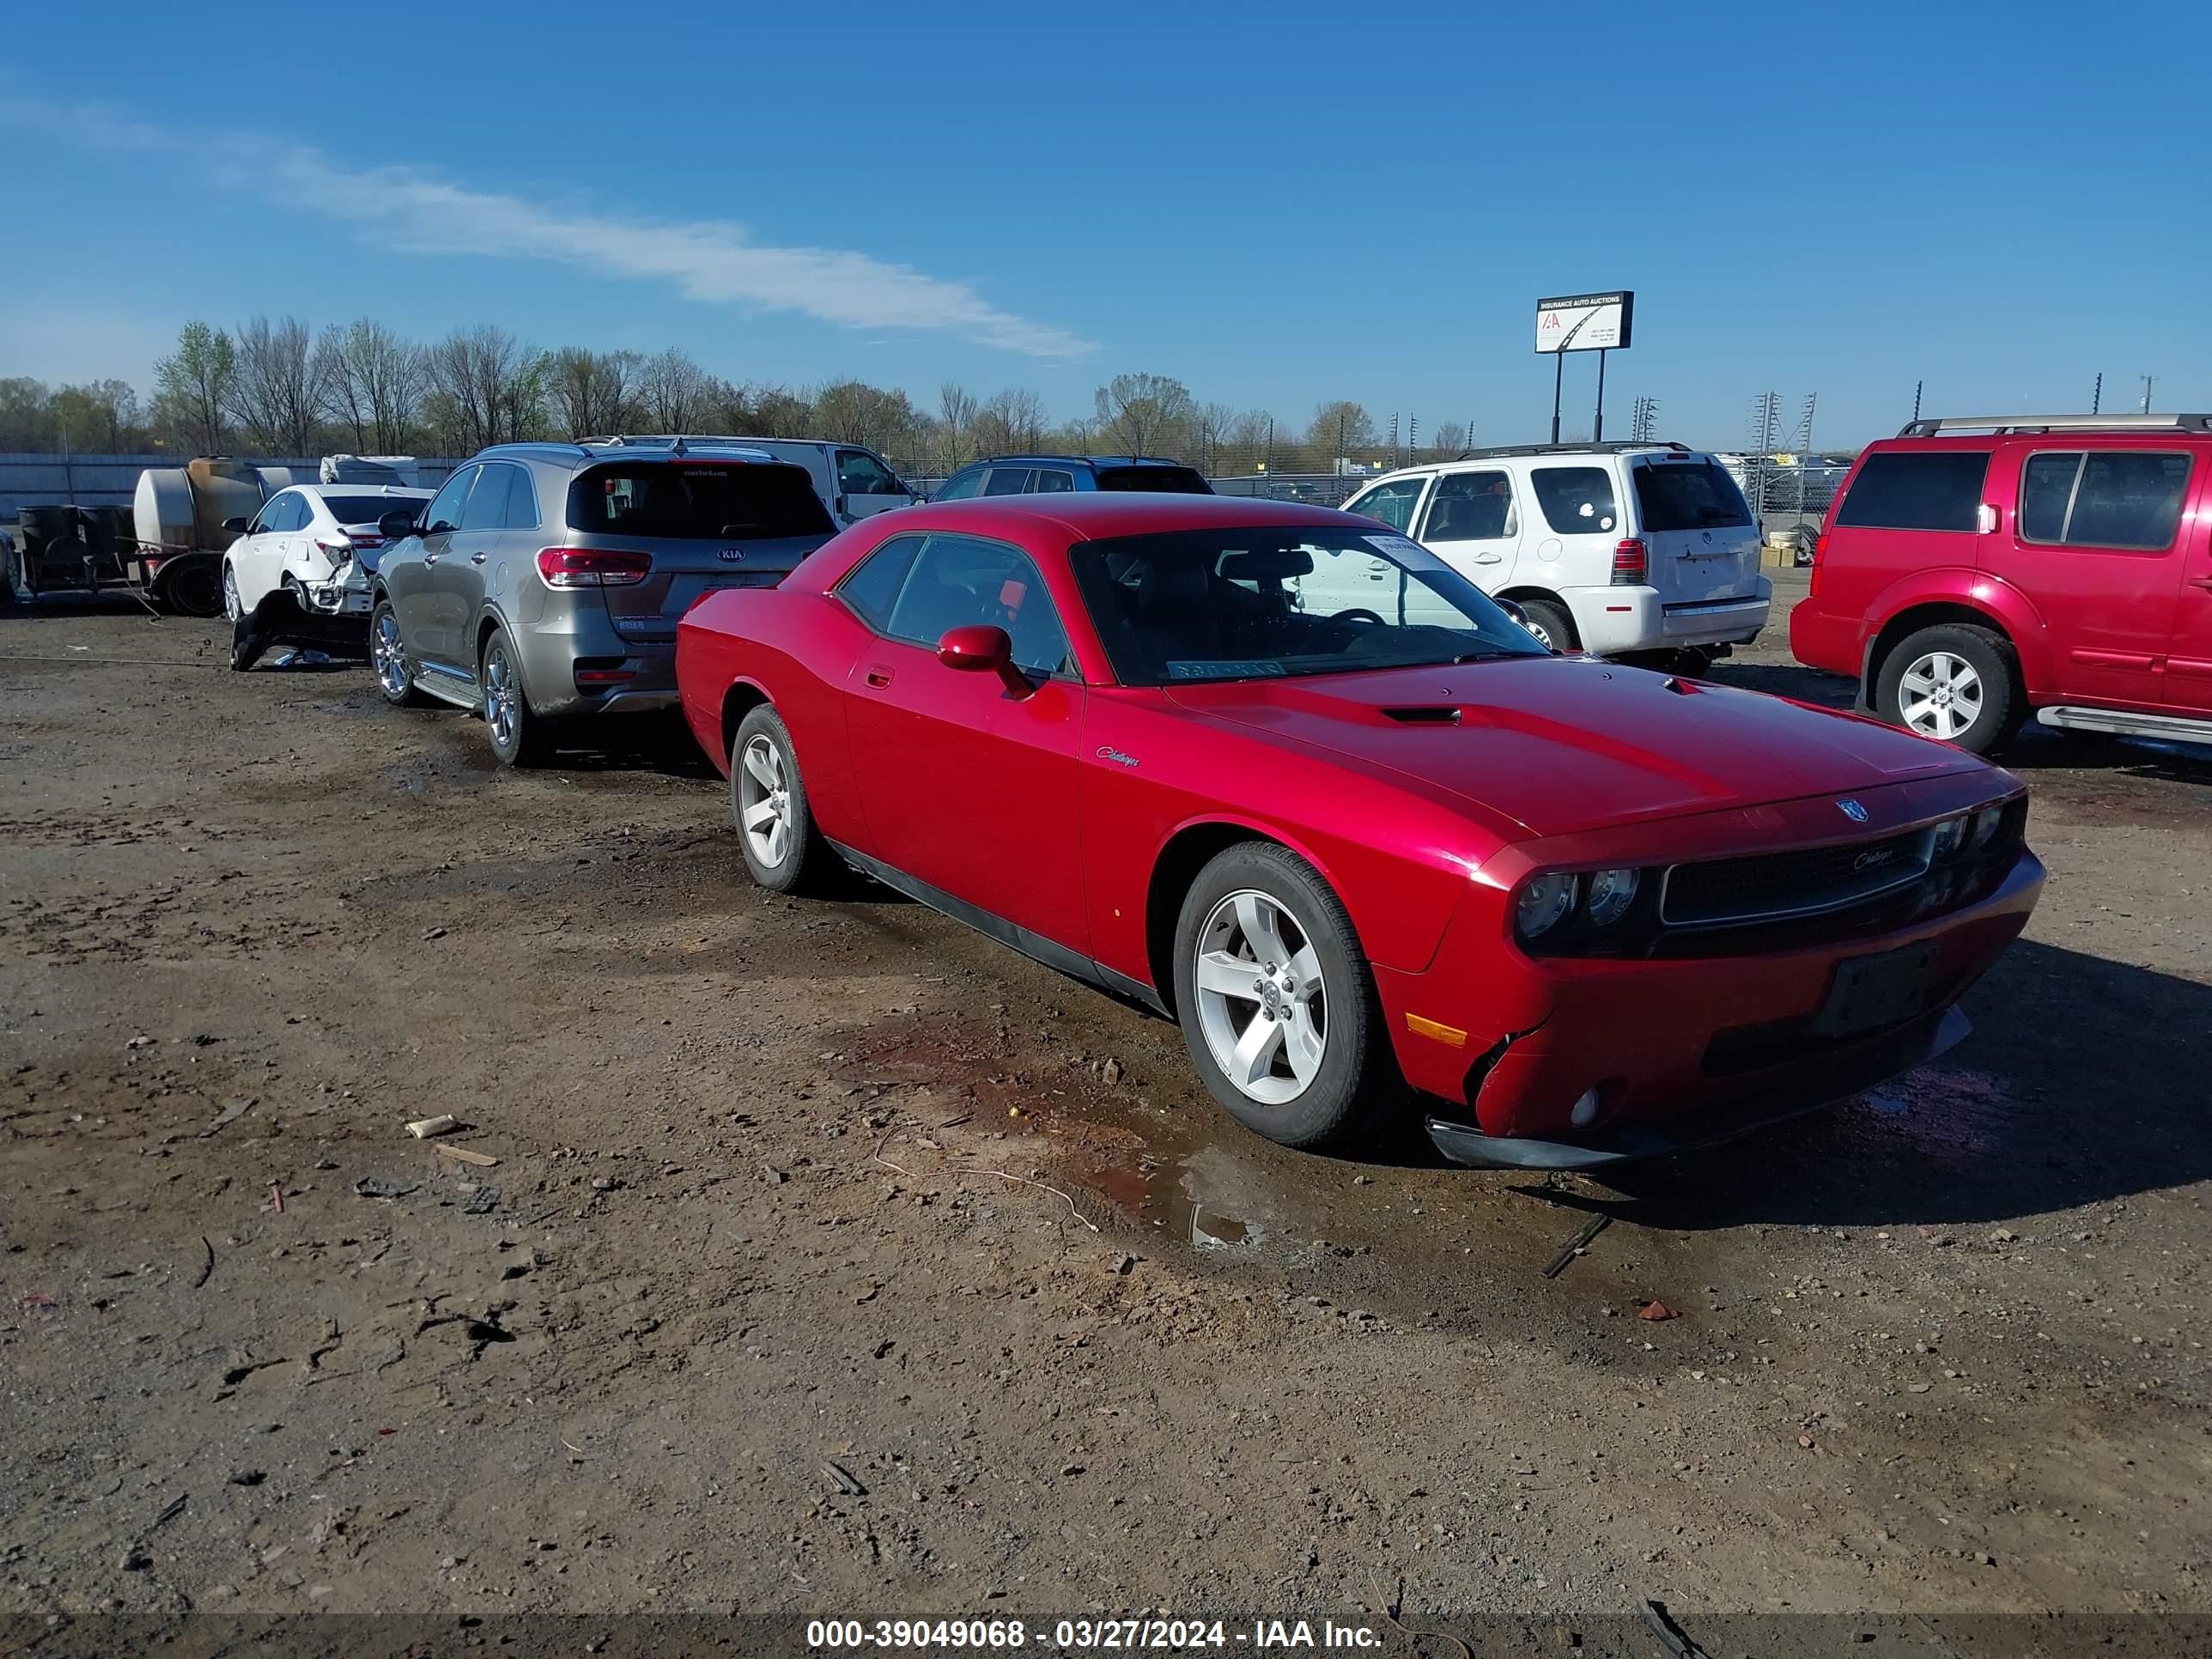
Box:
2141 375 2154 414
1409 414 1418 458
1911 380 1923 425
2092 373 2102 415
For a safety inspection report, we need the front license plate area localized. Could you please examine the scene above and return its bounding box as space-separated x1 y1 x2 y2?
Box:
1807 940 1938 1038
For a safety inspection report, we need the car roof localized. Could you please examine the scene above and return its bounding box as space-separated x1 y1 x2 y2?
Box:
1357 443 1704 485
288 483 432 499
890 492 1366 542
964 454 1192 469
471 441 800 471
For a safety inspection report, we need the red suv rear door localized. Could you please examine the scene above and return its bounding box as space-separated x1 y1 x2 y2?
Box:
2162 459 2212 712
1992 441 2197 710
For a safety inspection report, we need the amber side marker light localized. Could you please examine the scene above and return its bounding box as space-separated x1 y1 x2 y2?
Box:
1406 1013 1468 1049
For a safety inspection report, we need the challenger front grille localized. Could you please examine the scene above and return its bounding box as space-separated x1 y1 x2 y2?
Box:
1661 828 1934 929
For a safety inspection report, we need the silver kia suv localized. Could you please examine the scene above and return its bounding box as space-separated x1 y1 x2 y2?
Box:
370 440 836 765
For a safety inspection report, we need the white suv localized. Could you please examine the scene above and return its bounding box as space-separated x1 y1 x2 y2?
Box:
1340 443 1771 658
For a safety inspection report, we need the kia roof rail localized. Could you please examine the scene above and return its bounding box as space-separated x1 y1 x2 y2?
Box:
1899 413 2212 437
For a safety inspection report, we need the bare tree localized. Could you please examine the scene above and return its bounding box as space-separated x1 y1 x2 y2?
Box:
321 319 427 453
937 383 979 471
228 316 331 454
638 349 710 432
1428 420 1468 459
1093 372 1195 458
151 320 235 454
1193 401 1239 475
424 325 541 453
544 346 642 438
975 388 1048 455
1306 399 1376 469
811 380 918 456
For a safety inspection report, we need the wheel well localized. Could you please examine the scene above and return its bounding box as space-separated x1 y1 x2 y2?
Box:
476 614 501 664
1143 823 1282 1018
720 682 772 759
1497 586 1577 644
1869 604 2017 690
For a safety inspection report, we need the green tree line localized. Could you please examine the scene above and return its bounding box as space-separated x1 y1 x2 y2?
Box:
3 318 1480 478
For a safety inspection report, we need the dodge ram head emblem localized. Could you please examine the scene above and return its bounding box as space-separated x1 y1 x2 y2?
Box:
718 547 745 562
1837 798 1869 823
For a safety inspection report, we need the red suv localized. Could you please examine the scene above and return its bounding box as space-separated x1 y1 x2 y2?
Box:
1790 413 2212 754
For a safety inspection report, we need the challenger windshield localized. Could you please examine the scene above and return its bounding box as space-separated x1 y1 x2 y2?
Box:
1068 526 1549 686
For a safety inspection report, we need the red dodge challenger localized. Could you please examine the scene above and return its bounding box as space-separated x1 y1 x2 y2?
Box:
676 495 2043 1168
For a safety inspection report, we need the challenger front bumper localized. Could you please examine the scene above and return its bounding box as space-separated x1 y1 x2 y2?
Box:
1424 1004 1968 1169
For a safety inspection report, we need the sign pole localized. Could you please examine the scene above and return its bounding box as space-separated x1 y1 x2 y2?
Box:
1550 353 1564 444
1593 349 1607 442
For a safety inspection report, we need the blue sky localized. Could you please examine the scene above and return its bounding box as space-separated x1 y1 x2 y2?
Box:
2 0 2207 448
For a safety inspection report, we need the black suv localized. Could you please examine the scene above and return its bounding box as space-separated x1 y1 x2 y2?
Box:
929 454 1213 501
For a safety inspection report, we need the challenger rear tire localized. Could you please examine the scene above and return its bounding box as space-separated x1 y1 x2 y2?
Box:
731 705 836 895
1171 842 1399 1150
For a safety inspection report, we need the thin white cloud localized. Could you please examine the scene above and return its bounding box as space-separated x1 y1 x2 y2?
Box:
3 99 1093 361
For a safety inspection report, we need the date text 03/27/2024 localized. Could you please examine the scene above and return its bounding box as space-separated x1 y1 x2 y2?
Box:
805 1619 1382 1649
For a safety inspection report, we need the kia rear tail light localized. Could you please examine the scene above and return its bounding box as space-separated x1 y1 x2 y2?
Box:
536 547 653 587
1610 538 1648 586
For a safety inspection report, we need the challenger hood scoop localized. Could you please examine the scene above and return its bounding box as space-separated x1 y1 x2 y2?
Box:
1166 658 1975 838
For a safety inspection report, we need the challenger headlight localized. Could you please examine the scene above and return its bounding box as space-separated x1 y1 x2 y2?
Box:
1967 804 2004 852
1930 815 1970 861
1516 872 1578 940
1585 867 1641 927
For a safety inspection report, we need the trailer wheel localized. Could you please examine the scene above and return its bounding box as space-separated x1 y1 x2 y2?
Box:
159 557 225 618
0 540 18 606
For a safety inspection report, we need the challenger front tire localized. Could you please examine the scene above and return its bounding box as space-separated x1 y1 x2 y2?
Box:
1171 842 1397 1149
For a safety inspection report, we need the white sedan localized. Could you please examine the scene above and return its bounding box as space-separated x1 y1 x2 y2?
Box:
222 484 431 623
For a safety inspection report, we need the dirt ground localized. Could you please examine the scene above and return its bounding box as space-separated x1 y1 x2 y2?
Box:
3 571 2209 1647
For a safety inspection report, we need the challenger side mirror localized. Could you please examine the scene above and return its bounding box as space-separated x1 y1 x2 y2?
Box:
937 623 1030 696
1497 598 1532 629
378 509 421 538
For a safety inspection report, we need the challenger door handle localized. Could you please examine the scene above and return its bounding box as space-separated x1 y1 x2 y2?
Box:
471 551 488 565
2190 576 2212 591
865 665 894 688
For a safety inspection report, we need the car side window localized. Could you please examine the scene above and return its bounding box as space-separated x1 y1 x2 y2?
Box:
1423 471 1517 542
1833 452 1990 532
1528 466 1619 534
933 468 986 501
836 449 902 495
983 467 1035 496
836 534 927 630
503 465 541 531
459 464 515 532
885 534 1072 677
1032 468 1077 494
246 499 276 536
2019 451 2191 552
422 465 477 534
1347 477 1426 532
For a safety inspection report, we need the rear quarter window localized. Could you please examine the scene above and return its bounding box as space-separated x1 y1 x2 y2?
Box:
1529 466 1620 534
1832 451 1991 532
568 462 833 540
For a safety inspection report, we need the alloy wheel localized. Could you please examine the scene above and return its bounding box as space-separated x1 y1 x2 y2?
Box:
373 611 410 699
1898 650 1983 742
1191 890 1328 1106
737 733 793 869
1520 617 1553 649
483 639 520 750
222 565 241 623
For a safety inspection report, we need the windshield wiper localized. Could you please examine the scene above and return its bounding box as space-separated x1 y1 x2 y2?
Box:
1451 649 1522 664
